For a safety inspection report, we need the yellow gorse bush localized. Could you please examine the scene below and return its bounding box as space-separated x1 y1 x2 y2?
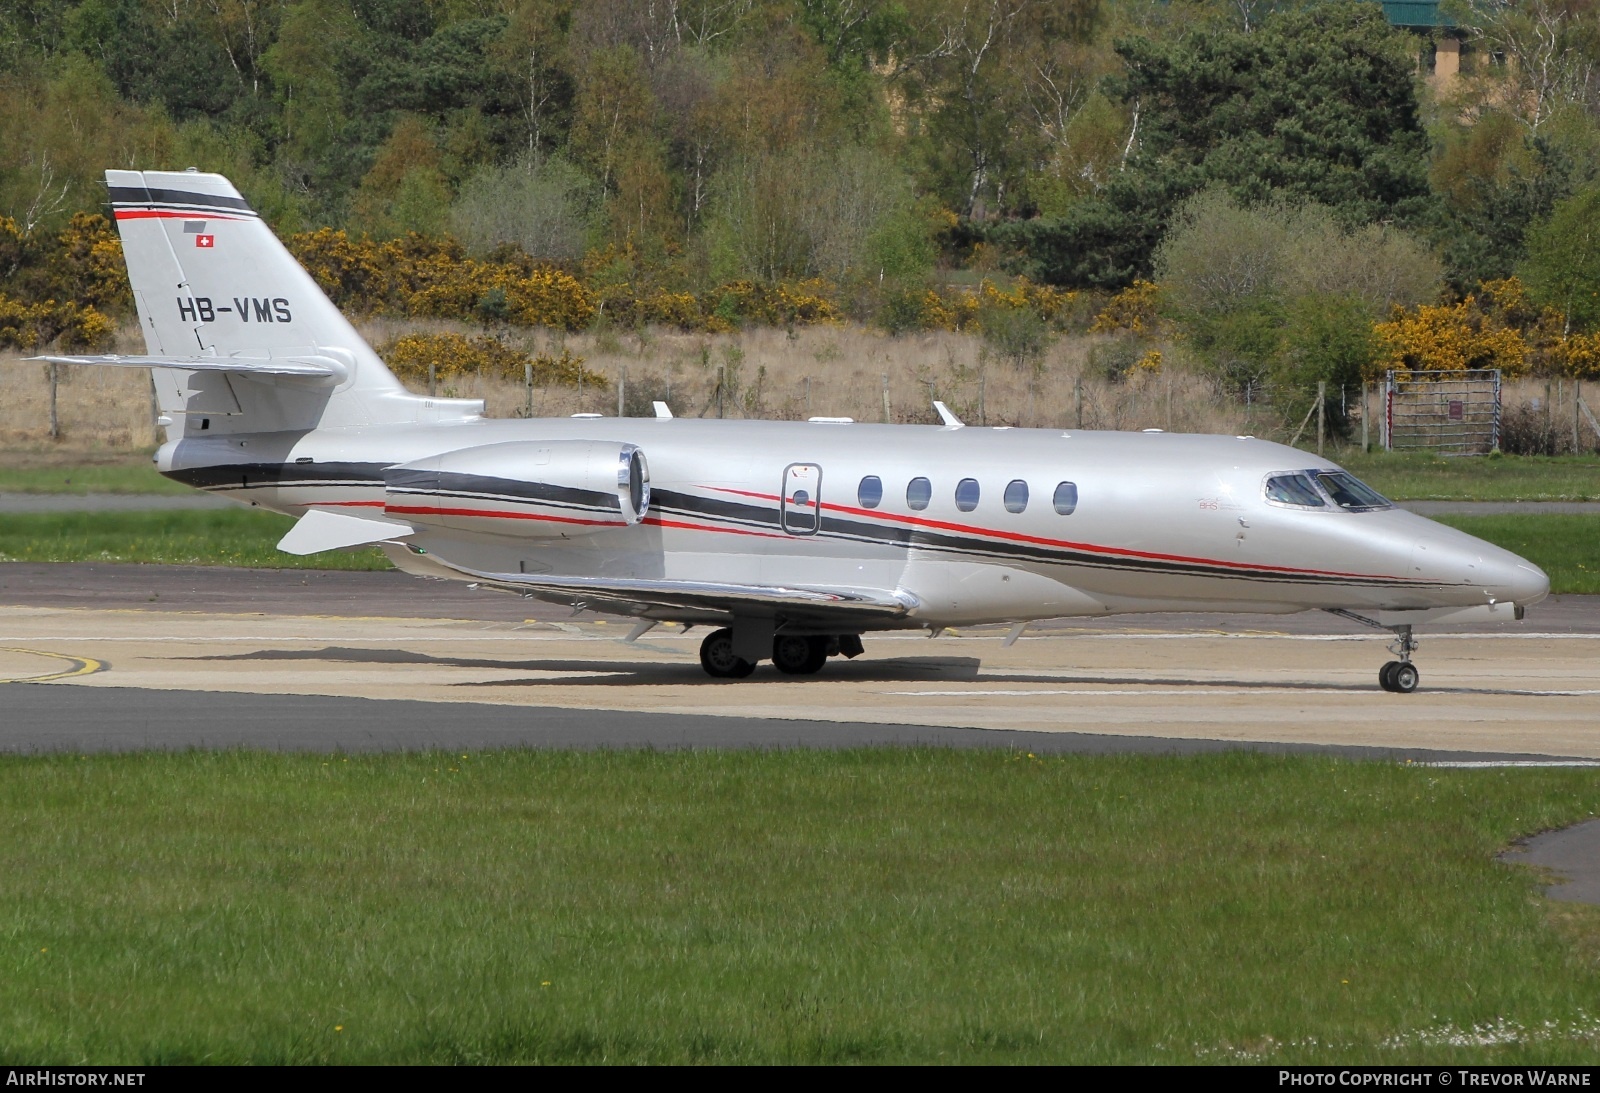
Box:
377 332 605 389
291 231 596 331
1090 280 1160 335
0 296 116 351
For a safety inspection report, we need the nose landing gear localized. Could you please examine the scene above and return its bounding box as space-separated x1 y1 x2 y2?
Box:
1326 611 1421 694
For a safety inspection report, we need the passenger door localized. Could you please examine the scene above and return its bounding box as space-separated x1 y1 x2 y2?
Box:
781 463 822 535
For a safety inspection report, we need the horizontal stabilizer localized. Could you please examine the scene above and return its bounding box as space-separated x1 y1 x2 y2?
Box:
397 552 919 622
30 353 345 378
277 509 413 556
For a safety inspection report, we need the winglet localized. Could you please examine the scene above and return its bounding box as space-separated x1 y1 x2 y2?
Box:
277 508 413 555
933 401 964 428
653 401 674 419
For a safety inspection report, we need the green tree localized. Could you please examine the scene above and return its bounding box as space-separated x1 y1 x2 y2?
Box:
1009 1 1433 288
451 154 600 263
1519 182 1600 333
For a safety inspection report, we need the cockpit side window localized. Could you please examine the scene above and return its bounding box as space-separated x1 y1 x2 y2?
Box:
1315 471 1391 511
1264 474 1326 508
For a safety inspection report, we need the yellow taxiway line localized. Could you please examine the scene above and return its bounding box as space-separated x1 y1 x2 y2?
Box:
0 648 107 684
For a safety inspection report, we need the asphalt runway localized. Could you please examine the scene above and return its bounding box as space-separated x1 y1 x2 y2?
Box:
3 562 1600 761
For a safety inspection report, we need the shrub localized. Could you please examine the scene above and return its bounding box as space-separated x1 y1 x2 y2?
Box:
377 333 606 389
1372 298 1529 376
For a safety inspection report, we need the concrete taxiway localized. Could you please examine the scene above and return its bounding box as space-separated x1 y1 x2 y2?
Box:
2 563 1599 760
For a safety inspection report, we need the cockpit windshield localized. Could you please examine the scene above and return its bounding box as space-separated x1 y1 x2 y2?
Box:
1314 471 1391 511
1264 474 1325 507
1263 470 1392 511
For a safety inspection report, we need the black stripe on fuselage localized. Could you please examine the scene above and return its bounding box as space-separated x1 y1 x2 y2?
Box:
384 470 621 513
650 487 1438 590
159 467 1443 590
164 462 389 491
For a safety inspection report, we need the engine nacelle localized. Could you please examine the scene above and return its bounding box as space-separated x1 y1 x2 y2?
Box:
384 439 650 539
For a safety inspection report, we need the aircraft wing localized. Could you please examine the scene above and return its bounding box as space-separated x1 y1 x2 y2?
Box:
394 550 919 625
30 353 343 377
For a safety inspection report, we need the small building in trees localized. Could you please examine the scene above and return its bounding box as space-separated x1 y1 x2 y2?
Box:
1379 0 1470 93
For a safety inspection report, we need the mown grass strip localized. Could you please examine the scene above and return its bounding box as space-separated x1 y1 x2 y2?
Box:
3 450 1598 501
0 461 189 495
1336 451 1600 502
0 750 1597 1064
0 509 388 570
1433 514 1600 595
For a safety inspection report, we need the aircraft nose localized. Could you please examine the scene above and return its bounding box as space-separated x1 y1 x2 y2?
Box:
1501 560 1551 606
1474 547 1549 607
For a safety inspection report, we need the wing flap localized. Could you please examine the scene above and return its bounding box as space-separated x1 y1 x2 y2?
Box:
402 551 919 622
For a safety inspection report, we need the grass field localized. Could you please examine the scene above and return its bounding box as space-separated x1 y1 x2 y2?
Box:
1336 451 1600 502
0 749 1596 1064
0 454 182 495
1435 515 1600 595
5 448 1597 502
1 509 1594 594
0 510 387 570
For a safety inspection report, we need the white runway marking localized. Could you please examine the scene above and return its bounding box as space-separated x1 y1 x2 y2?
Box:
883 688 1600 698
10 631 1600 643
1424 761 1600 768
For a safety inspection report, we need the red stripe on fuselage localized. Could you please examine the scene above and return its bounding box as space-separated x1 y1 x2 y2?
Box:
701 485 1414 583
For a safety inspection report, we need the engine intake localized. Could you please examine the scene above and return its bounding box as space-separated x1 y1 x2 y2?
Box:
384 439 650 539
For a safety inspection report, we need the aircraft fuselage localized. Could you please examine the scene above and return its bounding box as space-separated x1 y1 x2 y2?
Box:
156 417 1547 629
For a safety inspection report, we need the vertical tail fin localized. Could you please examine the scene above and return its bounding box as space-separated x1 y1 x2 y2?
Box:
107 169 479 432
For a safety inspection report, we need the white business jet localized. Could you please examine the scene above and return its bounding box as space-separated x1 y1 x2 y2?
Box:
33 170 1549 691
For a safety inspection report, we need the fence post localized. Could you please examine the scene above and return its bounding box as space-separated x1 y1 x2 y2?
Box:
1316 380 1325 456
1074 376 1082 429
1361 382 1369 452
717 365 724 419
1576 379 1583 455
979 372 987 426
524 360 533 418
428 362 436 397
618 365 626 418
881 373 890 423
48 362 60 440
804 376 811 418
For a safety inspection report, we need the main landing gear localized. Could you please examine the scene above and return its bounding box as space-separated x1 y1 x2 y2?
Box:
1327 610 1420 693
698 628 863 679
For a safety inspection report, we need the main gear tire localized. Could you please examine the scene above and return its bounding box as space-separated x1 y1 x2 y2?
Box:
700 628 756 678
772 634 828 675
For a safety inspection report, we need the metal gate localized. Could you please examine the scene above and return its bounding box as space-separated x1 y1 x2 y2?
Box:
1384 369 1501 454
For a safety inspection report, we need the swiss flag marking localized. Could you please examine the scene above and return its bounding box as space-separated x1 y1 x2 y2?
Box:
195 235 215 248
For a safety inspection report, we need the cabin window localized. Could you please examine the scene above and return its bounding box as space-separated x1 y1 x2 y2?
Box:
1264 474 1326 508
1053 481 1078 515
907 477 932 511
1315 471 1390 511
955 478 980 512
1004 480 1029 513
858 475 883 509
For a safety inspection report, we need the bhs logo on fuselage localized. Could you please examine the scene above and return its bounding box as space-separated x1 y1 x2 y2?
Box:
178 297 292 323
